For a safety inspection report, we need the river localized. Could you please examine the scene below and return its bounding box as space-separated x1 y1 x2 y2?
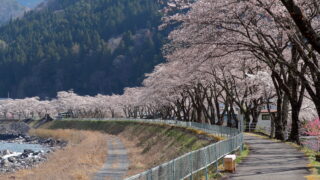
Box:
0 142 48 153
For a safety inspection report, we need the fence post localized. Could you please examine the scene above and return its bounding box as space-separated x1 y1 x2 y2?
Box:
189 153 193 180
240 134 244 152
214 143 219 174
205 149 209 180
205 166 208 180
146 169 152 180
172 159 175 180
215 161 219 173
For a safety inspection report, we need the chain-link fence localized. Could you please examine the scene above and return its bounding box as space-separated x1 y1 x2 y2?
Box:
64 118 243 180
248 122 290 140
66 118 240 137
125 134 242 180
301 136 320 151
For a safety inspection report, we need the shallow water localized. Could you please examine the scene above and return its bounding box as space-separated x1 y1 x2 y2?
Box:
0 142 48 153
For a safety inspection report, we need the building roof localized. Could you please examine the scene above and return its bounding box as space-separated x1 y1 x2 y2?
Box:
261 109 277 113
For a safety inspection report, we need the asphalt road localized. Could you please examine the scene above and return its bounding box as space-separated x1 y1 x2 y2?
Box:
226 134 310 180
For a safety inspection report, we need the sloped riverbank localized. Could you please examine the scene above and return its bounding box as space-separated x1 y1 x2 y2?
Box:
0 129 108 180
0 120 67 174
48 120 219 177
0 134 67 173
0 120 219 179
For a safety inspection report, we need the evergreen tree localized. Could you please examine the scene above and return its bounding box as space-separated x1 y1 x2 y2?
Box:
0 0 166 98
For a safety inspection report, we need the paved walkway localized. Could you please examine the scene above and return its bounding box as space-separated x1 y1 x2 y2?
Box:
93 137 129 180
226 134 310 180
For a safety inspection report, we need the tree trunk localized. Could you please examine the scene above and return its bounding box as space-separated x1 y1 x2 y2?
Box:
281 94 289 139
274 116 285 140
250 116 258 131
250 107 260 131
316 105 320 121
266 101 275 138
230 107 238 128
244 111 251 132
274 96 285 140
280 0 320 54
270 116 275 138
288 104 300 144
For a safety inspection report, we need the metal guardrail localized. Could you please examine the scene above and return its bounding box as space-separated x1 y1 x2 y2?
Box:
248 122 290 140
301 136 320 152
65 118 240 137
63 118 244 180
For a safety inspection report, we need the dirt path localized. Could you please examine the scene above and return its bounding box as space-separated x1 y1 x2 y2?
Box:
226 134 310 180
93 137 129 180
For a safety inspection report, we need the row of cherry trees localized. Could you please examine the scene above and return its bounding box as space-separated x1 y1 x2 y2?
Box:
0 0 319 143
0 92 123 120
155 0 320 143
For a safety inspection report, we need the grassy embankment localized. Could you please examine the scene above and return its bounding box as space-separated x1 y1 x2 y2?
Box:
47 120 220 177
1 120 218 179
46 120 249 179
1 120 244 179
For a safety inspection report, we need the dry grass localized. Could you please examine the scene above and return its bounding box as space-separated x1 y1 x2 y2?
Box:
120 137 147 176
0 129 109 180
118 126 214 177
30 129 86 144
44 120 219 178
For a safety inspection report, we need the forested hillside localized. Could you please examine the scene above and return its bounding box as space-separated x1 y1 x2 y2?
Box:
0 0 27 25
16 0 44 8
0 0 165 98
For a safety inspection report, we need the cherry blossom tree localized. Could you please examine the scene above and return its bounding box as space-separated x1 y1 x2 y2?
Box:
303 117 320 151
161 0 320 143
0 0 318 145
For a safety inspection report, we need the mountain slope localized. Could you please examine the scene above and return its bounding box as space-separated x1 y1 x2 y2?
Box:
0 0 27 25
0 0 166 98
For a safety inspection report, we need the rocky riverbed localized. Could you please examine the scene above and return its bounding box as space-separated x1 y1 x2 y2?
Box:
0 149 47 173
0 135 67 173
